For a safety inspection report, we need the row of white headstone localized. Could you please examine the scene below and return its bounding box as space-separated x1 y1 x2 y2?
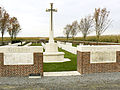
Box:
1 41 119 65
57 41 119 63
57 41 77 54
41 41 77 54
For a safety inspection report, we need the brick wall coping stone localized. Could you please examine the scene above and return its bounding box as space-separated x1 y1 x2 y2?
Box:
0 46 43 53
77 45 120 52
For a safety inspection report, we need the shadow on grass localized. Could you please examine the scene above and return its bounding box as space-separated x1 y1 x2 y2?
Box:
43 48 77 72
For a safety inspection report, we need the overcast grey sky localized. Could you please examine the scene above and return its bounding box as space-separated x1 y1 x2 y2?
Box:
0 0 120 37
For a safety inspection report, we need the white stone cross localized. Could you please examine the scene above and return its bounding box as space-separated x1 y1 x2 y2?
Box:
46 3 57 43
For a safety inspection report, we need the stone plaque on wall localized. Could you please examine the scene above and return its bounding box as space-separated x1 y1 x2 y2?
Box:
90 51 116 63
4 53 33 65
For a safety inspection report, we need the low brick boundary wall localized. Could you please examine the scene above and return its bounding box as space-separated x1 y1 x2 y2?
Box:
77 51 120 74
0 53 43 77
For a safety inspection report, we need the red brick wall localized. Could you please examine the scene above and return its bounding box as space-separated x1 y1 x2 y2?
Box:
77 51 120 74
0 53 43 77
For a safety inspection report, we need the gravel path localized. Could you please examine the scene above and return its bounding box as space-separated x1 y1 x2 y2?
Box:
0 72 120 90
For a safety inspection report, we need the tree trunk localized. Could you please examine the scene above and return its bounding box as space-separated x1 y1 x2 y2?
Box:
10 33 14 43
10 36 13 43
14 36 16 39
67 35 69 41
83 35 86 41
96 35 100 45
72 36 74 41
1 34 4 45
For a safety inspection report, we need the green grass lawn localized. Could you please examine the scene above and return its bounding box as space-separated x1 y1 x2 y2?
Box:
31 43 77 72
43 48 77 72
30 43 42 46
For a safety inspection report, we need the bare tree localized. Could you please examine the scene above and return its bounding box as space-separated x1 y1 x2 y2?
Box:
63 24 72 40
71 21 79 40
0 7 9 45
79 15 93 40
8 17 21 41
94 8 112 42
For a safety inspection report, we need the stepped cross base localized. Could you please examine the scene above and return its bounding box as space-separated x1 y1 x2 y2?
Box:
43 42 65 62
